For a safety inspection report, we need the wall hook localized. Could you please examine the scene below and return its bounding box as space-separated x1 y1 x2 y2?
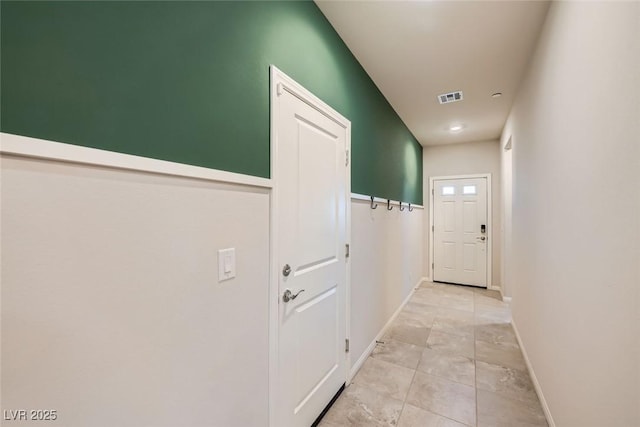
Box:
399 202 405 211
370 196 378 209
387 199 393 211
408 203 414 212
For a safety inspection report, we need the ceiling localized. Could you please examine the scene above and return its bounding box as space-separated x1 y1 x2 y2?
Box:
315 0 550 146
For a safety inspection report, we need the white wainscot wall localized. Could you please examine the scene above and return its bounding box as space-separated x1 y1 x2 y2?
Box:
1 136 428 427
348 197 425 377
1 154 270 427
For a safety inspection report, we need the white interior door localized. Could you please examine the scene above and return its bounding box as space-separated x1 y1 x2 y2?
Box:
433 178 488 287
273 72 349 427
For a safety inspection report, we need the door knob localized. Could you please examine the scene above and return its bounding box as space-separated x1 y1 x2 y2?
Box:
282 264 292 277
477 236 486 241
283 289 305 302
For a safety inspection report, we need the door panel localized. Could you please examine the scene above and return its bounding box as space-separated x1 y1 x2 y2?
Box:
293 287 338 412
297 119 339 265
463 243 477 271
433 178 488 287
276 85 348 427
444 201 456 232
443 241 456 270
463 201 477 233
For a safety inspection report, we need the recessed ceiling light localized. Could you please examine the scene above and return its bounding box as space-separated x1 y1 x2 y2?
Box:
449 124 464 133
492 92 503 98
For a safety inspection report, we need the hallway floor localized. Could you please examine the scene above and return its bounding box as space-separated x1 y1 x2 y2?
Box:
319 281 548 427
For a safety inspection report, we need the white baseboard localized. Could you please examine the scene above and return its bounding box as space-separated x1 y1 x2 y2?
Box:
511 318 556 427
422 276 431 284
348 334 380 384
347 277 423 382
489 285 502 293
502 296 512 304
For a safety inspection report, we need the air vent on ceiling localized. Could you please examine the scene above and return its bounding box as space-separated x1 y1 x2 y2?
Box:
438 91 464 104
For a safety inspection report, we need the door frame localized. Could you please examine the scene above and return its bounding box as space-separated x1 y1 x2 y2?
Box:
269 65 352 427
428 173 493 289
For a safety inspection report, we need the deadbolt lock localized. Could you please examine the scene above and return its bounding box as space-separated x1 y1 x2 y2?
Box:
282 264 292 277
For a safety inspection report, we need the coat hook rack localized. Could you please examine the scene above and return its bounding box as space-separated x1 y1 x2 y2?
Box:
370 196 378 210
387 199 393 211
408 203 414 212
399 202 405 211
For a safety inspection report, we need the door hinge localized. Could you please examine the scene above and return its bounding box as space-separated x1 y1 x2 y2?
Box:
432 263 434 269
432 225 434 232
432 189 434 196
345 338 350 353
345 243 350 258
345 150 349 166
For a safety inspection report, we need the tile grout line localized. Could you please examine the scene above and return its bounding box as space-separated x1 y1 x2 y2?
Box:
412 347 477 424
329 286 517 427
397 362 419 425
399 323 431 425
414 366 476 388
426 328 474 359
396 311 431 425
405 309 476 427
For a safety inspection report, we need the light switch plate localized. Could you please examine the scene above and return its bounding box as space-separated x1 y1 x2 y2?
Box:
218 248 236 282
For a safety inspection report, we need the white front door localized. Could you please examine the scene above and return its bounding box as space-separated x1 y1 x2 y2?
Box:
273 69 349 427
433 177 488 287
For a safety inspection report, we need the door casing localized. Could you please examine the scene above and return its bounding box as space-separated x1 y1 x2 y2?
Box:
268 65 352 427
428 174 494 289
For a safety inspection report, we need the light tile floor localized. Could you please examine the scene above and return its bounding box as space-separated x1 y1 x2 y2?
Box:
319 281 548 427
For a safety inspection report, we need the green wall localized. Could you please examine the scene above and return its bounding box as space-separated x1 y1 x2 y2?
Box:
1 1 423 204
